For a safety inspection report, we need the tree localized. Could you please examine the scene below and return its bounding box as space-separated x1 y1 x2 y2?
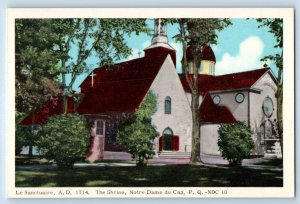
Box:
117 91 158 166
170 19 231 164
16 19 149 115
15 20 66 156
16 19 149 156
53 19 149 114
37 114 90 169
256 18 283 156
218 122 255 166
15 19 64 122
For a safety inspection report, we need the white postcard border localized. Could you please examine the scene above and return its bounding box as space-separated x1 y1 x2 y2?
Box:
6 8 295 198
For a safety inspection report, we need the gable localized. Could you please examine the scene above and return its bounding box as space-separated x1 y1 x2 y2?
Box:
149 54 193 138
251 70 278 91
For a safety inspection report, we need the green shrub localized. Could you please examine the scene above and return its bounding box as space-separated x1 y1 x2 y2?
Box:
117 91 158 166
37 114 90 169
217 122 254 166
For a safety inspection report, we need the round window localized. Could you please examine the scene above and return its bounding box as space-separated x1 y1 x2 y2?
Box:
235 93 245 103
213 95 221 105
262 97 274 117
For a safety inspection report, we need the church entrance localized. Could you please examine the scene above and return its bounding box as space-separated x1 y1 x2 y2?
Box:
158 128 180 153
162 128 173 151
163 135 173 151
260 119 280 154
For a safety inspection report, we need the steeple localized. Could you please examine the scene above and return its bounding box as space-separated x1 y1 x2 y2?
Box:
144 18 174 51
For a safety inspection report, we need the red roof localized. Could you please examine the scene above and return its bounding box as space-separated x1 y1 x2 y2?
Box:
179 68 269 93
19 96 74 125
200 94 236 124
77 47 176 114
186 45 216 62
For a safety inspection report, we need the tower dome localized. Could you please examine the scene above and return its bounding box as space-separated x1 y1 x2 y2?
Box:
184 45 216 75
202 45 216 62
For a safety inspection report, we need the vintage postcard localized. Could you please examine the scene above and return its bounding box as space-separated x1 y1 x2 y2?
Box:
6 8 294 198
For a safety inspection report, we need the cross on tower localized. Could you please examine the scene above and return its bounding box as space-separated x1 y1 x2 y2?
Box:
89 71 96 87
263 59 269 68
154 18 166 36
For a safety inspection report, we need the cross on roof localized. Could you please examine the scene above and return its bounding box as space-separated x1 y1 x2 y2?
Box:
89 71 96 87
263 58 269 68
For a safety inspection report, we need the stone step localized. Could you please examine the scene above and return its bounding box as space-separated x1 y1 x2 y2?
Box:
158 151 191 158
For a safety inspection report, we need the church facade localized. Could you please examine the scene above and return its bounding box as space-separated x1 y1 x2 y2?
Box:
20 19 281 160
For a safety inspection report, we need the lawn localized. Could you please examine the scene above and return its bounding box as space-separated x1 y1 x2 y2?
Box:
16 163 283 187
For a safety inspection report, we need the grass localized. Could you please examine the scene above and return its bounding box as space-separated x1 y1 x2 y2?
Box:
15 155 54 165
16 163 283 187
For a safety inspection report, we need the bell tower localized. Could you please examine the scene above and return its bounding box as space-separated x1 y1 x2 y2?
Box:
145 18 174 51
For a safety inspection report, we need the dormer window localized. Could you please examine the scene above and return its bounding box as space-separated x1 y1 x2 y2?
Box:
165 96 171 114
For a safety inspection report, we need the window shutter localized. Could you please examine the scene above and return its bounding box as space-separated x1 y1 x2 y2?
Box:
159 136 162 152
172 135 179 151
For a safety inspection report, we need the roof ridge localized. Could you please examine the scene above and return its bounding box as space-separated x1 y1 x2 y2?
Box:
93 57 144 71
215 67 269 77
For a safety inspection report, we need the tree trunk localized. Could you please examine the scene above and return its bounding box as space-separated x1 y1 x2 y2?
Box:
190 90 201 164
63 94 68 115
62 72 68 115
190 45 202 165
29 112 35 157
178 19 202 164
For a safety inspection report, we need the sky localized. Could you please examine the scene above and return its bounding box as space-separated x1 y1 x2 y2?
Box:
70 18 281 92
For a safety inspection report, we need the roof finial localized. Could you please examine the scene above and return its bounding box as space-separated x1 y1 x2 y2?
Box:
263 58 269 68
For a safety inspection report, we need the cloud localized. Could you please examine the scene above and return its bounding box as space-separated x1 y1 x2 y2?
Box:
215 36 265 75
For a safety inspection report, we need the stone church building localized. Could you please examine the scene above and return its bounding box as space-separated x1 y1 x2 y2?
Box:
20 19 280 161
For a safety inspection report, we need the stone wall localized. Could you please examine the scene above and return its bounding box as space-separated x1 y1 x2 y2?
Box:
200 124 221 155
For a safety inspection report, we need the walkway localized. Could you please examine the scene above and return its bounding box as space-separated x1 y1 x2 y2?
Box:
16 151 282 171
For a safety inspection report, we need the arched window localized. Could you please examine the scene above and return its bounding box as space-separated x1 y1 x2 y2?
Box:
265 120 272 139
260 120 274 145
165 96 171 114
